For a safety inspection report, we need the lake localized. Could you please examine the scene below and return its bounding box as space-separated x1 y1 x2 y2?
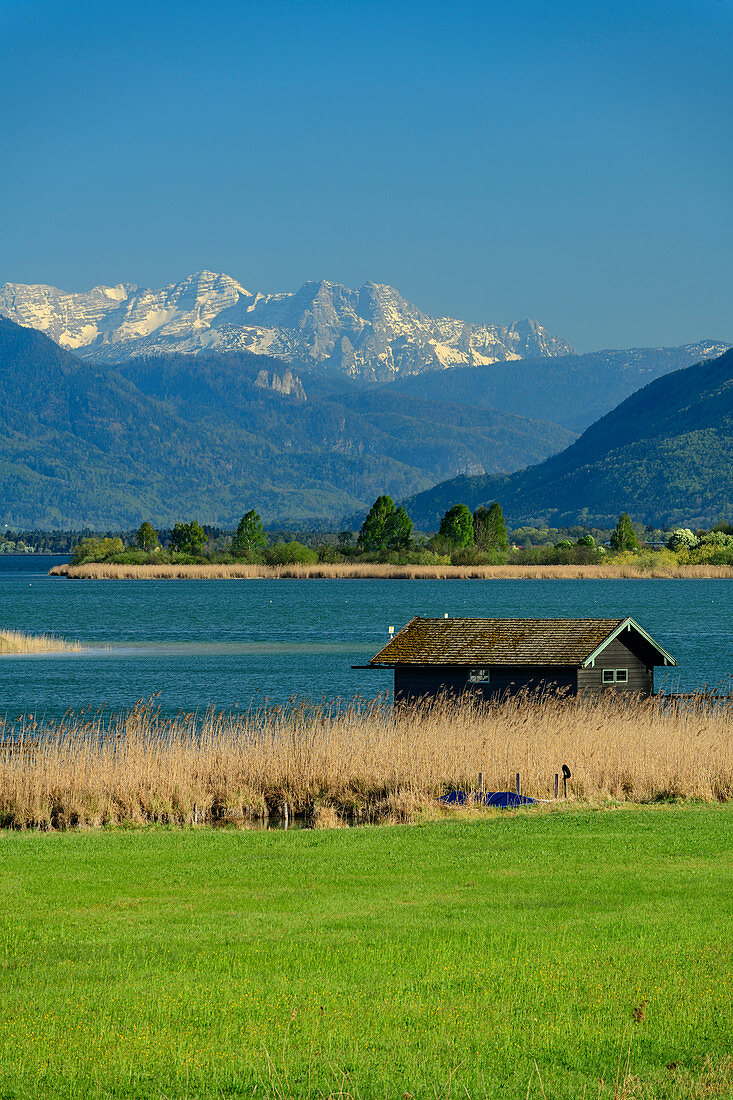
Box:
0 555 731 719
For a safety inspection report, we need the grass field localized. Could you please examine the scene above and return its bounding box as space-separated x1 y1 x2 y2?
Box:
0 807 731 1099
50 562 733 579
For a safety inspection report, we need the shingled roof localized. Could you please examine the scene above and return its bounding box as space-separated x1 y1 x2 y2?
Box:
368 617 677 668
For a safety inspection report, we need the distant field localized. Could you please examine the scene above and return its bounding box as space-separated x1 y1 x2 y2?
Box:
0 810 731 1099
51 561 733 579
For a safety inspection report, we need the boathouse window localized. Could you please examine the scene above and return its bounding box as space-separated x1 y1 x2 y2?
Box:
469 667 490 683
602 668 628 683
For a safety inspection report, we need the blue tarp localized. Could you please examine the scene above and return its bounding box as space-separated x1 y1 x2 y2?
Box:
440 790 537 808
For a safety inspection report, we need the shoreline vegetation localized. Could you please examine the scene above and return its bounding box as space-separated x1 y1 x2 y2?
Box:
51 559 733 579
51 503 733 578
1 692 730 830
0 628 81 654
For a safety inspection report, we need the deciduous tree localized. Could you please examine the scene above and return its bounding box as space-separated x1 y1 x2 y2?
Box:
231 510 267 558
439 504 474 548
388 506 413 551
169 521 207 555
473 502 508 550
135 522 159 552
358 496 414 552
610 513 639 552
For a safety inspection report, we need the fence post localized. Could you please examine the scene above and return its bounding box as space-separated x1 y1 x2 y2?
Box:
515 773 520 796
562 764 571 799
554 773 559 800
478 771 484 795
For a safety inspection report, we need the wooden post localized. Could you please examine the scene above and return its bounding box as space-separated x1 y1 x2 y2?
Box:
554 773 559 800
193 802 198 825
562 763 571 799
515 773 520 796
283 801 289 829
478 771 484 795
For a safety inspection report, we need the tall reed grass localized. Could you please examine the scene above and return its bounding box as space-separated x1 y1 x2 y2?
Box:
1 691 730 829
0 628 81 654
51 561 733 579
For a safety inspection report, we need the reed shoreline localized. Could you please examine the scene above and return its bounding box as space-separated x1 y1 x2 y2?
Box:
50 561 733 580
0 628 81 655
1 692 729 830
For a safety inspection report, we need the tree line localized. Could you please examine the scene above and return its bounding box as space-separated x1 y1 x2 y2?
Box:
67 497 733 568
355 496 510 553
70 513 321 567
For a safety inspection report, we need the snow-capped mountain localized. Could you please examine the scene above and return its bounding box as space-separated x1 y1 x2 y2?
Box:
0 271 573 381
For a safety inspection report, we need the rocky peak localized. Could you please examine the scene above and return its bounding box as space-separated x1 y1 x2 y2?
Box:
0 271 574 379
253 367 306 402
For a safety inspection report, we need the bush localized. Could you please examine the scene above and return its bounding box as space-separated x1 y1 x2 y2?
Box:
666 528 699 552
701 530 733 549
679 543 733 566
612 549 679 571
99 550 163 566
71 537 125 565
263 541 319 566
426 534 455 556
410 550 451 566
510 545 604 566
451 547 510 566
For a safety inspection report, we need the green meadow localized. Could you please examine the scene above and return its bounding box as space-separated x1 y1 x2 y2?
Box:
0 807 730 1099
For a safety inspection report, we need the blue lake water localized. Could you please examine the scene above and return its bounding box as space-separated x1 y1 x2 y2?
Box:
0 555 731 719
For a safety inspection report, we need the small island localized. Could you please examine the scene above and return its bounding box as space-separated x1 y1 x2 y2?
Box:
49 501 733 579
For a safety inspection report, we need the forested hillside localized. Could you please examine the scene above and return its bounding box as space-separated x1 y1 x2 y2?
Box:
403 349 733 529
0 320 573 528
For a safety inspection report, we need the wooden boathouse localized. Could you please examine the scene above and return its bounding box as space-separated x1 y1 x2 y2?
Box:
362 617 677 702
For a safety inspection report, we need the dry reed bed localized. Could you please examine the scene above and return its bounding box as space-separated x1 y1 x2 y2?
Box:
0 692 730 829
51 561 733 580
0 628 81 655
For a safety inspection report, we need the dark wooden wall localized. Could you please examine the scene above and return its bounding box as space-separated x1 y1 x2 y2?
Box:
393 638 657 701
576 637 653 695
394 665 577 703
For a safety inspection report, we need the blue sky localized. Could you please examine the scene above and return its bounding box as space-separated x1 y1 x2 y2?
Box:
2 0 731 351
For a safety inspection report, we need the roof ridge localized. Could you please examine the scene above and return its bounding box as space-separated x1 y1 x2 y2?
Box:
368 615 674 668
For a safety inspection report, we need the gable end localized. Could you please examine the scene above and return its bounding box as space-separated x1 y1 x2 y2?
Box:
583 618 677 668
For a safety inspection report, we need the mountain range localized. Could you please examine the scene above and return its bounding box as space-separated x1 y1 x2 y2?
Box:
388 342 730 433
0 270 729 531
403 348 733 529
0 317 574 529
0 271 573 381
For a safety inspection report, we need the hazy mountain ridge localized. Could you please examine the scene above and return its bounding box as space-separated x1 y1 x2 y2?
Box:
402 348 733 529
0 318 574 528
390 342 731 432
0 271 573 382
